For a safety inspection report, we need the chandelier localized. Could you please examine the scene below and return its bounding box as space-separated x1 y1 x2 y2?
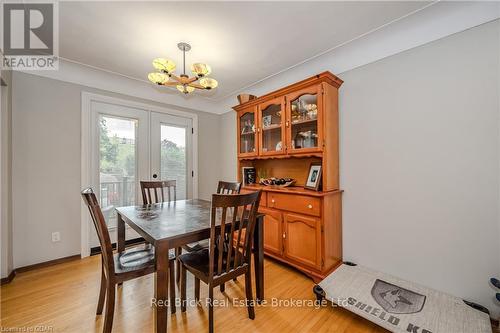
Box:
148 42 218 94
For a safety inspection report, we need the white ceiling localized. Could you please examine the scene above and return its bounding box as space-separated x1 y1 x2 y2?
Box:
59 1 432 102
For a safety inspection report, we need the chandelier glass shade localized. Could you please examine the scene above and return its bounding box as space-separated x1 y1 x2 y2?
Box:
148 42 218 94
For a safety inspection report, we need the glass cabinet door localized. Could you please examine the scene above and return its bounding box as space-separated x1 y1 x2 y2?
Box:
287 86 322 152
238 108 258 156
259 97 285 155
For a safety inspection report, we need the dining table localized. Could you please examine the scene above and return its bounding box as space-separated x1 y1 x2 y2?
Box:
115 199 265 333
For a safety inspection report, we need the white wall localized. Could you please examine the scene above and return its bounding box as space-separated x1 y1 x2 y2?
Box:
340 20 500 317
11 72 221 268
220 20 500 316
219 111 237 182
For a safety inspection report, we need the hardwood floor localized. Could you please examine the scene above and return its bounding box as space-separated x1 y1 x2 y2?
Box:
1 252 386 333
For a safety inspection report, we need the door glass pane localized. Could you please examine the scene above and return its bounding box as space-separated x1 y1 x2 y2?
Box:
261 103 283 153
240 112 256 154
99 115 137 227
160 125 187 200
290 94 318 149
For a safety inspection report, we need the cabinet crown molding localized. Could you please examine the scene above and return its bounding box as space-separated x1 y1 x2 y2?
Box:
232 71 343 112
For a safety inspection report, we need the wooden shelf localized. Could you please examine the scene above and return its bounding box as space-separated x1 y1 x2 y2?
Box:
240 132 255 136
291 118 317 126
262 124 282 131
243 184 342 197
239 153 322 161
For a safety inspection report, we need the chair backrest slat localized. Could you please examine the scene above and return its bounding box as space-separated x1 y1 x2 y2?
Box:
225 209 238 273
140 180 177 204
217 207 228 275
217 181 241 195
81 188 115 276
208 191 261 280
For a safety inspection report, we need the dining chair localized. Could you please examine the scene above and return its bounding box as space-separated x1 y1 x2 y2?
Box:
183 181 241 253
140 180 177 204
178 190 262 333
181 181 242 291
140 180 178 253
81 188 177 333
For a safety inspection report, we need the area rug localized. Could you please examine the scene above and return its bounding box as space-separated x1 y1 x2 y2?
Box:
317 264 491 333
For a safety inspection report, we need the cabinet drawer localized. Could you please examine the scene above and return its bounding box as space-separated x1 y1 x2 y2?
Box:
267 193 320 216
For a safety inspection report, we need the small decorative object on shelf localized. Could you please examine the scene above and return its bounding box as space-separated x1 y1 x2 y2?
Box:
242 167 256 186
304 163 322 191
237 94 257 104
259 177 295 187
295 131 318 148
262 115 272 128
241 119 255 134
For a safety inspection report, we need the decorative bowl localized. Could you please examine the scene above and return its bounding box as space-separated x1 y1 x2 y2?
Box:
259 177 295 187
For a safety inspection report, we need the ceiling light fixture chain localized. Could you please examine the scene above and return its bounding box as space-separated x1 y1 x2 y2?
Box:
148 42 218 95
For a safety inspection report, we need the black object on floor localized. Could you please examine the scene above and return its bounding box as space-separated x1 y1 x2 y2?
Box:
496 293 500 302
491 277 500 289
313 285 326 302
463 300 490 315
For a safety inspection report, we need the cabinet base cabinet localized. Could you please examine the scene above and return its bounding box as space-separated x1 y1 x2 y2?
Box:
256 189 342 283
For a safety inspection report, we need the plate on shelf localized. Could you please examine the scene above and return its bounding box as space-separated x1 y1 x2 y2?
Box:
276 141 282 151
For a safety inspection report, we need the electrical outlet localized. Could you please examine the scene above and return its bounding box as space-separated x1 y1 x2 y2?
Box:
51 232 61 242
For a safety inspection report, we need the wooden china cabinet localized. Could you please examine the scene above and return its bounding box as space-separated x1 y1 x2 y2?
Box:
233 71 343 282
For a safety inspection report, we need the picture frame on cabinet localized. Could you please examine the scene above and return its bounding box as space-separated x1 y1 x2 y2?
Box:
304 163 322 191
242 167 257 186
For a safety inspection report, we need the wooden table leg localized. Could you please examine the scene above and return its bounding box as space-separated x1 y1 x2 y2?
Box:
117 212 125 254
154 241 169 333
253 215 264 303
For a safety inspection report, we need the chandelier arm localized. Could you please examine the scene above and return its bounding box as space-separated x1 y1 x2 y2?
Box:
169 73 182 83
188 82 205 89
161 81 180 87
186 76 199 84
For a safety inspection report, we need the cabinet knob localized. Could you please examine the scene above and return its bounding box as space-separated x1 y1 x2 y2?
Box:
271 199 275 203
308 204 313 209
282 232 286 239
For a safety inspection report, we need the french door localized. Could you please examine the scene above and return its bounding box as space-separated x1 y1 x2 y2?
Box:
150 112 193 200
87 100 194 248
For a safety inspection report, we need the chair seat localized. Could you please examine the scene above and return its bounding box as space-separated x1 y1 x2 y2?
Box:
182 239 210 252
178 248 243 279
114 247 175 274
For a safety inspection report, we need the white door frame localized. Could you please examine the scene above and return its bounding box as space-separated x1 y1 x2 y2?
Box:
80 92 199 258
